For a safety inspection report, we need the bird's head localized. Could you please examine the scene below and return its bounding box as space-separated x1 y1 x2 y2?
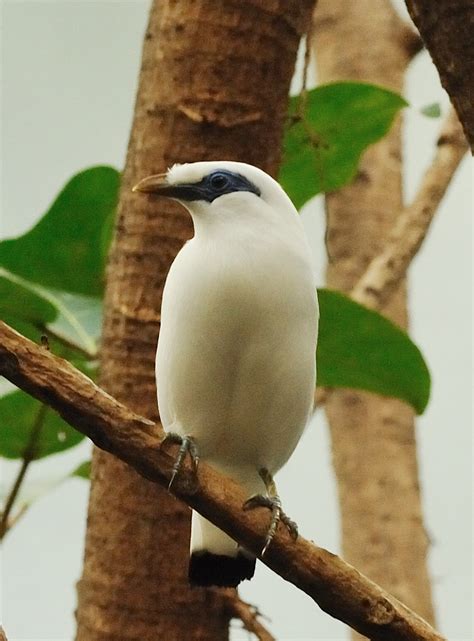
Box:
132 161 298 230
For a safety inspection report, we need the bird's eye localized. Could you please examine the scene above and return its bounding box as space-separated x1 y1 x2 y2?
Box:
209 173 229 190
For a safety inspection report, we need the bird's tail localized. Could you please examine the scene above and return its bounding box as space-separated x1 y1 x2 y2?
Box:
189 511 256 587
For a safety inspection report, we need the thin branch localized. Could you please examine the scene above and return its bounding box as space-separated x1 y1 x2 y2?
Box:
351 108 468 310
0 320 446 641
0 403 47 539
5 502 30 532
222 590 275 641
0 458 29 539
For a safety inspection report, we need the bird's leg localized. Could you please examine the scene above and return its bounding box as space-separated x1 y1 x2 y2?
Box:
243 467 298 555
161 432 199 491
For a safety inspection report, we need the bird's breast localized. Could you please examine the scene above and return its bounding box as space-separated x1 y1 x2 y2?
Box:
156 235 318 472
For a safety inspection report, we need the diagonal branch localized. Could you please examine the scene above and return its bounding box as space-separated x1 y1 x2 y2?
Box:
351 108 468 311
222 590 276 641
313 110 467 414
0 320 446 641
0 403 47 539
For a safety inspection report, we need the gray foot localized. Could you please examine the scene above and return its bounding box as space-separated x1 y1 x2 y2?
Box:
162 432 199 490
243 468 298 555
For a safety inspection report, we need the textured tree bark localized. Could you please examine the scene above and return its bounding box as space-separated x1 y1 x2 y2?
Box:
405 0 474 150
75 1 315 640
313 0 435 635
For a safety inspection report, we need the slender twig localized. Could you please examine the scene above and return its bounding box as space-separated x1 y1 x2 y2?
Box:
0 460 84 538
0 320 447 641
223 589 275 641
0 403 47 539
0 458 29 539
5 502 30 531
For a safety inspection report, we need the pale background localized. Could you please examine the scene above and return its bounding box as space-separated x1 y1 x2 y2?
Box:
0 2 472 640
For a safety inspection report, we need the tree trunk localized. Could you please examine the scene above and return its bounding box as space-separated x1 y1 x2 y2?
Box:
75 1 315 640
312 0 435 636
405 0 474 150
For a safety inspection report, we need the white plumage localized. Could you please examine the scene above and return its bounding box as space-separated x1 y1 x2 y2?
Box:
134 161 318 586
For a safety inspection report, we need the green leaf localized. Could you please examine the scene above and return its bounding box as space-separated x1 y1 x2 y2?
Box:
0 272 57 325
0 390 85 459
0 272 101 358
71 461 91 480
46 290 102 357
0 271 60 345
280 82 407 209
0 166 120 297
317 289 430 414
420 102 441 118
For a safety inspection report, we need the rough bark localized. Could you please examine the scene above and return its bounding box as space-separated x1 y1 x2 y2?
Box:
313 0 436 634
0 320 447 641
75 1 316 640
405 0 474 150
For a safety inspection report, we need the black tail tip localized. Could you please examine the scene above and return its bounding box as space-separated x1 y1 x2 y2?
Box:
189 551 256 587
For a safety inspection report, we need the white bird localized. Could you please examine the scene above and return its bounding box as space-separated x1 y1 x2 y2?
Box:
133 161 318 587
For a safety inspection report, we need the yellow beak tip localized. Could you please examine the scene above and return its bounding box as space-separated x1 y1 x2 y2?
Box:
132 173 168 194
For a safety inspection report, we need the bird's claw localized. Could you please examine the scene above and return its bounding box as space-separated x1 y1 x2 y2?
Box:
162 432 199 491
243 494 298 555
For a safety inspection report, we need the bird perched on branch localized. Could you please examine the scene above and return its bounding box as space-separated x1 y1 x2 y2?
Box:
133 161 318 587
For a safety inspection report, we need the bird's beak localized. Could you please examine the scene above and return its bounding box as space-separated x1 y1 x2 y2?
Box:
133 173 205 202
132 173 171 195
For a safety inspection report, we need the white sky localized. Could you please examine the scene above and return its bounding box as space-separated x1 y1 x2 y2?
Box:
0 2 472 640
